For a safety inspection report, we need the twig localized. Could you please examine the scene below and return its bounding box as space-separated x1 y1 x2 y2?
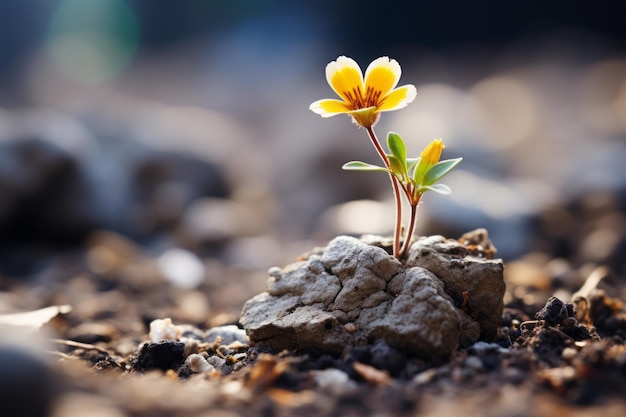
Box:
50 338 112 355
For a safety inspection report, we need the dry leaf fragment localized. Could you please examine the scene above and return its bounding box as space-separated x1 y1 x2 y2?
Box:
0 305 72 333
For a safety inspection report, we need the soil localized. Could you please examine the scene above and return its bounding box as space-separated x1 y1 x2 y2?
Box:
1 183 626 417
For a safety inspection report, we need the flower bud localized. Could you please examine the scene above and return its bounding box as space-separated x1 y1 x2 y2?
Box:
420 139 444 165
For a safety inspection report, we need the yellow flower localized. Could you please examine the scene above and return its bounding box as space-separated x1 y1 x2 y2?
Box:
309 56 417 128
420 138 445 165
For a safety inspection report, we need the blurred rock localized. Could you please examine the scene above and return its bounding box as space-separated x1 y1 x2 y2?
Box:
129 150 229 236
204 325 248 345
0 135 95 245
156 248 205 289
240 231 504 359
0 108 230 274
179 198 259 244
0 345 55 417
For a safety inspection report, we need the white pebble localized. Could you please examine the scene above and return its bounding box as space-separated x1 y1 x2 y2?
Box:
149 318 181 343
311 369 356 392
157 248 205 289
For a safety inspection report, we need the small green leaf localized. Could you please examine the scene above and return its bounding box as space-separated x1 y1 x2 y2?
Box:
412 158 429 186
342 161 390 173
423 158 462 185
387 132 407 169
406 157 420 174
387 155 405 177
418 183 452 195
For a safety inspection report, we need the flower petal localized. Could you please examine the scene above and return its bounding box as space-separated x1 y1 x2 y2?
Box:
377 84 417 112
310 99 352 117
325 56 364 105
364 57 401 98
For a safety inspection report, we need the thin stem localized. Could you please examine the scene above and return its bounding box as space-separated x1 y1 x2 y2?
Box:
398 195 421 259
365 126 403 258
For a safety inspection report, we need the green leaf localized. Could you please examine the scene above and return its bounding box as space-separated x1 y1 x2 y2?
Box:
342 161 390 173
412 158 428 186
406 157 420 174
418 183 452 195
387 132 406 169
423 158 462 185
387 155 405 177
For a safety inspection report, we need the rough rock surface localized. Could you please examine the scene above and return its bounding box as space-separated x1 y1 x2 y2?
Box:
240 229 505 359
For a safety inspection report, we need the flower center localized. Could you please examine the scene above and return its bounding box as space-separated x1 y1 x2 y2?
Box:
343 86 383 110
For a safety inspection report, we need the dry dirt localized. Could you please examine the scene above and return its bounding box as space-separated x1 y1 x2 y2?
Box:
2 211 626 417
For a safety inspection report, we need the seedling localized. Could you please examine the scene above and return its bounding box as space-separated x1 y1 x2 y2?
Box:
310 56 461 259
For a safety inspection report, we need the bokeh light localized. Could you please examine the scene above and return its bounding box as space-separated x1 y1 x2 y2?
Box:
46 0 139 84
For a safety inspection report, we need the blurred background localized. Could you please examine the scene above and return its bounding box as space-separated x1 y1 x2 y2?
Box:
1 0 625 289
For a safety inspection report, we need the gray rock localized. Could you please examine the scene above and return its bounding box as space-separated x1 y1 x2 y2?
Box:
404 232 505 341
240 230 505 359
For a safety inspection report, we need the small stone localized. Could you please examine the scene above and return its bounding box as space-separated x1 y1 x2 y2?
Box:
205 355 227 370
562 347 578 361
149 318 181 343
185 353 215 373
131 340 185 372
204 325 248 345
156 248 205 289
465 356 484 371
311 368 356 392
344 323 357 333
535 296 569 326
469 341 508 355
413 368 438 385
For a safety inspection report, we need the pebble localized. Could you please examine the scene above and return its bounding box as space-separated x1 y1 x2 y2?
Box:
204 325 248 345
149 318 182 343
413 368 438 385
344 323 357 333
562 347 578 361
156 248 205 289
311 368 354 391
205 356 227 370
131 340 185 372
465 356 484 371
469 341 509 355
185 354 215 373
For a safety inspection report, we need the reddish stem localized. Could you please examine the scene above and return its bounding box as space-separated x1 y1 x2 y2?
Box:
365 126 403 258
398 195 421 259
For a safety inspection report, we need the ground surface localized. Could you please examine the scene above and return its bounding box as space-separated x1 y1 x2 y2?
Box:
2 192 626 417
